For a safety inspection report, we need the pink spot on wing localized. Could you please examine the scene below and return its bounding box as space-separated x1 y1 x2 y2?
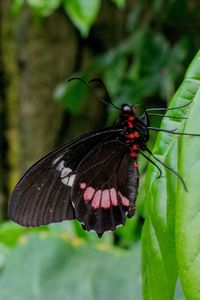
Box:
92 190 101 208
110 188 118 206
83 187 95 201
118 192 129 206
80 182 86 189
81 185 129 210
101 189 110 208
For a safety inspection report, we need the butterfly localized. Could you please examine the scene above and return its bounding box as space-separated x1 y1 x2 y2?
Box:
8 79 198 237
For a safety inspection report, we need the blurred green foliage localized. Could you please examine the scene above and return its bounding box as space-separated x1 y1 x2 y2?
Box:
12 0 101 36
53 2 198 127
63 0 100 37
55 29 188 115
0 223 142 300
3 0 200 299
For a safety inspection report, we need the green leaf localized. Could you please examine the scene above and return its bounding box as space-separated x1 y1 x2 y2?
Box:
176 85 200 297
63 0 100 37
111 0 125 8
11 0 24 15
54 80 87 114
0 222 25 247
0 233 142 300
142 50 200 300
0 222 49 247
27 0 61 16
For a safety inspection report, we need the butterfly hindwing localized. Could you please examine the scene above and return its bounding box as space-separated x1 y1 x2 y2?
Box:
8 128 122 227
72 140 139 235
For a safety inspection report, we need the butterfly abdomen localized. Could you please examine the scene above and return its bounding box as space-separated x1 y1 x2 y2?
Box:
127 159 139 218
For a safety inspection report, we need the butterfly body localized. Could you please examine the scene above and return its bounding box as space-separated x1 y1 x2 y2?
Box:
8 103 150 237
120 104 149 156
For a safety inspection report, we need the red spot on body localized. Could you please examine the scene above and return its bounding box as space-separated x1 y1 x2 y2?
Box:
84 187 95 201
128 116 134 121
127 133 136 139
131 145 139 150
130 152 138 157
127 131 139 139
134 162 138 168
80 182 86 189
128 121 134 128
118 192 129 206
110 188 118 206
101 189 110 208
92 190 101 208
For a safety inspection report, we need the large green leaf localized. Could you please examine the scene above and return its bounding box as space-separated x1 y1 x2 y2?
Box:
176 85 200 298
142 50 200 300
0 233 141 300
63 0 100 37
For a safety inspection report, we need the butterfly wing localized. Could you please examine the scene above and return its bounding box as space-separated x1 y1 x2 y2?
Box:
72 140 139 236
8 128 122 227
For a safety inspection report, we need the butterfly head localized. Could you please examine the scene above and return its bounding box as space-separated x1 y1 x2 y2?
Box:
121 104 136 115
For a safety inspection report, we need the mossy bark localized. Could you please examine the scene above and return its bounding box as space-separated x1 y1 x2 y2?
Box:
0 3 77 220
0 0 19 219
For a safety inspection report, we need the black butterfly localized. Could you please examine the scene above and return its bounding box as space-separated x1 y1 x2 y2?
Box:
8 79 199 237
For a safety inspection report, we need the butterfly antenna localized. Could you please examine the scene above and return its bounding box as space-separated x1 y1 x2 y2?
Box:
88 78 121 110
145 148 188 191
68 77 88 85
68 77 120 110
67 77 110 106
146 101 192 112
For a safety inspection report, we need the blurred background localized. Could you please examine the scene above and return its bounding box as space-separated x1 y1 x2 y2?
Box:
0 0 200 299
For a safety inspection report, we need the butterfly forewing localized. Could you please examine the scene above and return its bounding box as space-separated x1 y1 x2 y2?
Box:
8 128 122 227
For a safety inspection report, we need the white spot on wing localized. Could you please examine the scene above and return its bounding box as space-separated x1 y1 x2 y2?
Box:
61 177 69 185
61 167 71 178
55 160 75 187
68 174 75 187
56 160 65 171
52 155 64 165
